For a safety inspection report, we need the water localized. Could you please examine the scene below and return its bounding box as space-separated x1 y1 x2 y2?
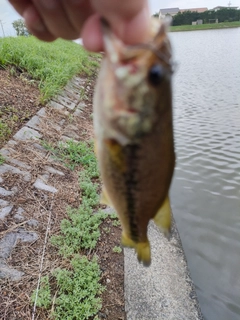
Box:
169 28 240 320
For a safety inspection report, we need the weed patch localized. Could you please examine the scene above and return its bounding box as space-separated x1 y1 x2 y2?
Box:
50 207 106 257
31 140 109 319
32 257 104 320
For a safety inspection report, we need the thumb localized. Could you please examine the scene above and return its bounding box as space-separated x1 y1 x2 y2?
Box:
82 0 150 52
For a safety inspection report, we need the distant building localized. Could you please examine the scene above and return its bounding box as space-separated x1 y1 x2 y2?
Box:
159 8 179 18
159 7 209 18
212 6 239 11
180 8 208 13
192 19 203 25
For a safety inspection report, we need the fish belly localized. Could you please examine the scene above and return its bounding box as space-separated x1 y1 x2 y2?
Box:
98 122 174 265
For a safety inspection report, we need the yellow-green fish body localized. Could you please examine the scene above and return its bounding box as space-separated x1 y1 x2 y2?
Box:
94 19 175 266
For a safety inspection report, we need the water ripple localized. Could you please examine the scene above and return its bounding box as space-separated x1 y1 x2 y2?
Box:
170 28 240 320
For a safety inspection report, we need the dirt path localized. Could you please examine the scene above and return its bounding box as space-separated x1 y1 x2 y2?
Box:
0 69 125 319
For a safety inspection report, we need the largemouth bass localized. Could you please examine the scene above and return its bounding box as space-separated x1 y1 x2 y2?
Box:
94 19 175 266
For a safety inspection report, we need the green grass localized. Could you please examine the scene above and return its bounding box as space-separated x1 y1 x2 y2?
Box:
170 21 240 32
0 36 99 102
42 140 99 176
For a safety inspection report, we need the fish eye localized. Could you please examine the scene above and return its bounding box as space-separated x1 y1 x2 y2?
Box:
148 64 164 86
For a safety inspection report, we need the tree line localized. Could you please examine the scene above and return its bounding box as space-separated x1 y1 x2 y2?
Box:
11 8 240 37
172 8 240 26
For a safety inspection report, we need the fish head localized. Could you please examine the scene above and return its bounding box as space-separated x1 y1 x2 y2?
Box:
98 18 173 144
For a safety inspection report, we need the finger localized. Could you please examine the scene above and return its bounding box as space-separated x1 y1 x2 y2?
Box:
81 14 103 52
82 5 150 52
61 0 94 34
23 4 56 41
91 0 150 45
113 6 150 45
31 0 79 39
8 0 31 16
91 0 148 20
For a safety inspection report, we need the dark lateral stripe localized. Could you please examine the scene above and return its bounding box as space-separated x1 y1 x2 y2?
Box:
124 144 140 242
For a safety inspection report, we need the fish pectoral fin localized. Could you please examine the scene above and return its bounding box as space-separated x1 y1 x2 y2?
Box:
153 195 172 239
121 232 151 267
105 139 126 172
100 187 112 206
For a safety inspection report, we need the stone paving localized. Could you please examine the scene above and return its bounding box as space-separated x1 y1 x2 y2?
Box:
0 76 87 281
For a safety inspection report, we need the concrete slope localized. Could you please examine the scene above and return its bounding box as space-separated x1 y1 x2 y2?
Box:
124 220 204 320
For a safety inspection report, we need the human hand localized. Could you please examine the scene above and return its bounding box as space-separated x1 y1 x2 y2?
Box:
8 0 150 51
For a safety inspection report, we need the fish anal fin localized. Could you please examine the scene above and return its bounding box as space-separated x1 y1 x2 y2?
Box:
121 232 135 248
121 232 151 267
100 187 112 206
153 195 172 239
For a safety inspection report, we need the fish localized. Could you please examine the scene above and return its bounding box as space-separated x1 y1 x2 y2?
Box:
93 18 175 266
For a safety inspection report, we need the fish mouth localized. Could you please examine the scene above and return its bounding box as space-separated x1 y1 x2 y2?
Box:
113 103 139 115
124 108 138 114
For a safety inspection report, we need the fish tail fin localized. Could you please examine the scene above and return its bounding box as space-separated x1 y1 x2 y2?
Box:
153 195 172 239
136 242 151 267
121 232 151 267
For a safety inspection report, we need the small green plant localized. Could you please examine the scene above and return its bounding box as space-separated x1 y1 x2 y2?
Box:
31 276 51 308
0 121 11 139
112 246 122 254
103 227 110 234
79 170 99 206
52 255 104 320
31 256 104 319
0 154 5 165
50 207 106 257
112 219 121 227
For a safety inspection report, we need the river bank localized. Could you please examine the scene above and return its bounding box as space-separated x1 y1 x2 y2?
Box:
170 21 240 32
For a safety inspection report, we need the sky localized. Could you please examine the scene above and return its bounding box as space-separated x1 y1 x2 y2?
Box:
0 0 239 37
